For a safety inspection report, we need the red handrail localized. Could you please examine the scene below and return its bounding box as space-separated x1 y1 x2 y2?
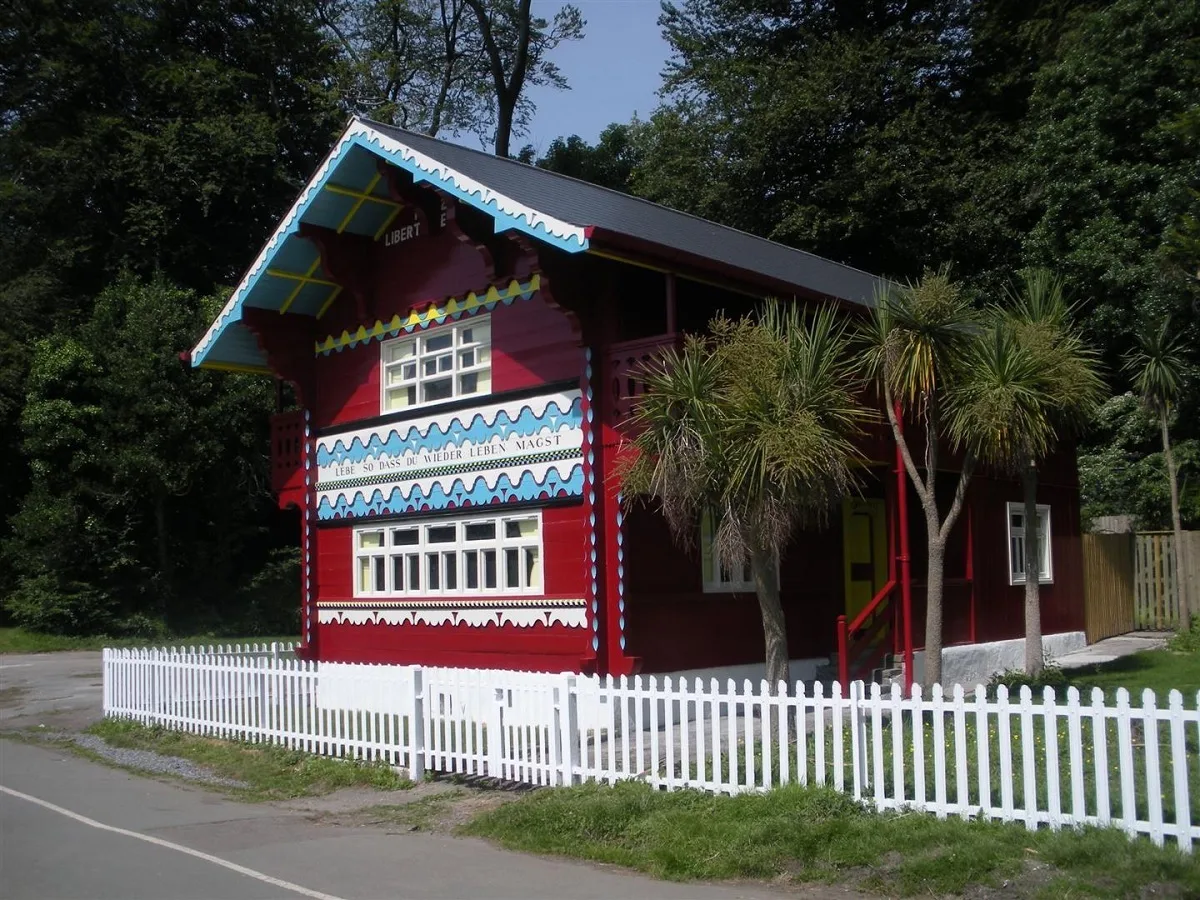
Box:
837 578 898 687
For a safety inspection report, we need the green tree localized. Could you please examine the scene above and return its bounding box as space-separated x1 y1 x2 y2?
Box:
0 0 338 627
620 304 870 688
859 270 978 689
318 0 584 153
1021 0 1200 376
3 275 285 635
1125 319 1193 630
517 123 642 192
949 272 1104 675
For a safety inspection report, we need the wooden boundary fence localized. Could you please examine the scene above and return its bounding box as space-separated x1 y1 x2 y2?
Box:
1135 532 1200 631
1083 533 1135 642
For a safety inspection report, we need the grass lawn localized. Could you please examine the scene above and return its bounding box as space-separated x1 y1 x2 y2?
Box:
463 780 1200 898
1057 647 1200 700
86 719 412 801
0 627 299 654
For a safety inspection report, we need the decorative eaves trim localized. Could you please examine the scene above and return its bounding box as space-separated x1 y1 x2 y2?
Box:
190 119 589 368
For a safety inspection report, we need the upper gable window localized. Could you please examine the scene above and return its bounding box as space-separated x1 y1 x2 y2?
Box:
381 317 491 413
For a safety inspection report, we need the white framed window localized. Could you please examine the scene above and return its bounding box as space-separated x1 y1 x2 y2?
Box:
699 514 778 593
380 317 491 412
1007 502 1053 585
353 511 542 598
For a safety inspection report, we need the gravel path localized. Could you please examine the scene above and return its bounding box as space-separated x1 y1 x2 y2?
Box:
60 732 248 788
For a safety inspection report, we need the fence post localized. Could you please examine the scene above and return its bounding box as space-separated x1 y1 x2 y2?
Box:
850 680 868 799
561 675 579 786
409 666 425 781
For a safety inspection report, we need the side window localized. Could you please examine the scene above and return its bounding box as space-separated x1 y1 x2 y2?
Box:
1007 503 1053 585
700 513 775 593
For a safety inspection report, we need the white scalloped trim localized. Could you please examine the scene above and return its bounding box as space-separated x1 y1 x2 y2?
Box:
318 602 587 628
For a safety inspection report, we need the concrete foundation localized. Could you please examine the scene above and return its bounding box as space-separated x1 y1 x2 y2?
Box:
911 631 1087 690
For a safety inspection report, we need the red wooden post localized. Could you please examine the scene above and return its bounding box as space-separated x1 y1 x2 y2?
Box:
837 615 849 687
895 404 914 697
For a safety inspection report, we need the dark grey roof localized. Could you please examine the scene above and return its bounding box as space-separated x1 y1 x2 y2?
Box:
367 120 885 306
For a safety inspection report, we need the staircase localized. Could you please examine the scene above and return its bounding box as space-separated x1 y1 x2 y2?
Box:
815 652 903 689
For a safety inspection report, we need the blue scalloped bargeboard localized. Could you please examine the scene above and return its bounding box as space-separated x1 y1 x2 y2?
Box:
316 463 584 521
317 396 582 467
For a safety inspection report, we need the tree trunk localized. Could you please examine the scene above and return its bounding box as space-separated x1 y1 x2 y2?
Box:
1162 412 1191 632
1022 464 1044 676
924 534 945 690
752 548 790 692
494 95 515 157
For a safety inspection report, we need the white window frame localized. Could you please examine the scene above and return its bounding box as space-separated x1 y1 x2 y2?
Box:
1006 502 1053 586
379 316 491 413
700 513 779 593
353 511 543 598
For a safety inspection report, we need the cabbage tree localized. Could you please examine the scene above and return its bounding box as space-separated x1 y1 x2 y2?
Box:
619 302 870 689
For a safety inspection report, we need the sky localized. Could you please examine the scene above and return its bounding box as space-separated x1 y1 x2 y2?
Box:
459 0 672 153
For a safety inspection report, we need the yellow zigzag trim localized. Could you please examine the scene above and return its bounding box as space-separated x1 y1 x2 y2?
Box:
314 274 540 356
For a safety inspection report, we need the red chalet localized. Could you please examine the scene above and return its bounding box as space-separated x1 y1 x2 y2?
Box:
190 119 1089 689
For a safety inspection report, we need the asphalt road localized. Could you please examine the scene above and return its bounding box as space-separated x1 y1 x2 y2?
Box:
0 738 794 900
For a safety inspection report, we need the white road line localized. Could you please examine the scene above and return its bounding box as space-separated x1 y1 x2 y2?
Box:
0 664 34 669
0 784 348 900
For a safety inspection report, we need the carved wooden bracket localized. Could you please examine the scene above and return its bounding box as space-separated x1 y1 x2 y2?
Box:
299 223 374 321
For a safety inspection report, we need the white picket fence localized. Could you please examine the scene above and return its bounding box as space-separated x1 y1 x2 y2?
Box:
103 646 1200 851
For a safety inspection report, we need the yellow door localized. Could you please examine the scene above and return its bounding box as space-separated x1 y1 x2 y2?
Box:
842 498 888 621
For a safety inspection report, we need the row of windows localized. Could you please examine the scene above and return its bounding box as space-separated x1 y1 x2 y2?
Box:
350 503 1055 598
355 514 541 597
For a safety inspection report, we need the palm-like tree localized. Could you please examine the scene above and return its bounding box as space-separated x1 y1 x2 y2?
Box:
950 271 1104 675
1125 319 1191 631
858 269 978 689
619 302 871 689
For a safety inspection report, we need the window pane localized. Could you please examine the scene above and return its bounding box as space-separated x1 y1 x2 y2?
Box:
401 362 417 380
423 378 453 402
460 349 475 368
505 518 538 539
444 553 457 590
425 333 453 353
438 355 452 373
460 373 478 394
408 555 420 592
392 528 418 546
385 386 414 410
465 550 479 589
1011 512 1023 529
505 547 520 588
1011 537 1025 576
524 548 540 588
373 557 385 592
465 522 496 541
483 550 497 588
358 558 372 592
385 340 415 363
359 531 384 549
393 556 405 591
427 524 456 543
427 554 440 590
423 358 439 377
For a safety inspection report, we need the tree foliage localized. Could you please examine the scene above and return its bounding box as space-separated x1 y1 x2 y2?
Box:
620 304 870 686
317 0 583 152
4 276 295 636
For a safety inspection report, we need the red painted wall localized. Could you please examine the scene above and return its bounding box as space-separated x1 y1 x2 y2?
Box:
304 204 590 669
622 504 846 674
